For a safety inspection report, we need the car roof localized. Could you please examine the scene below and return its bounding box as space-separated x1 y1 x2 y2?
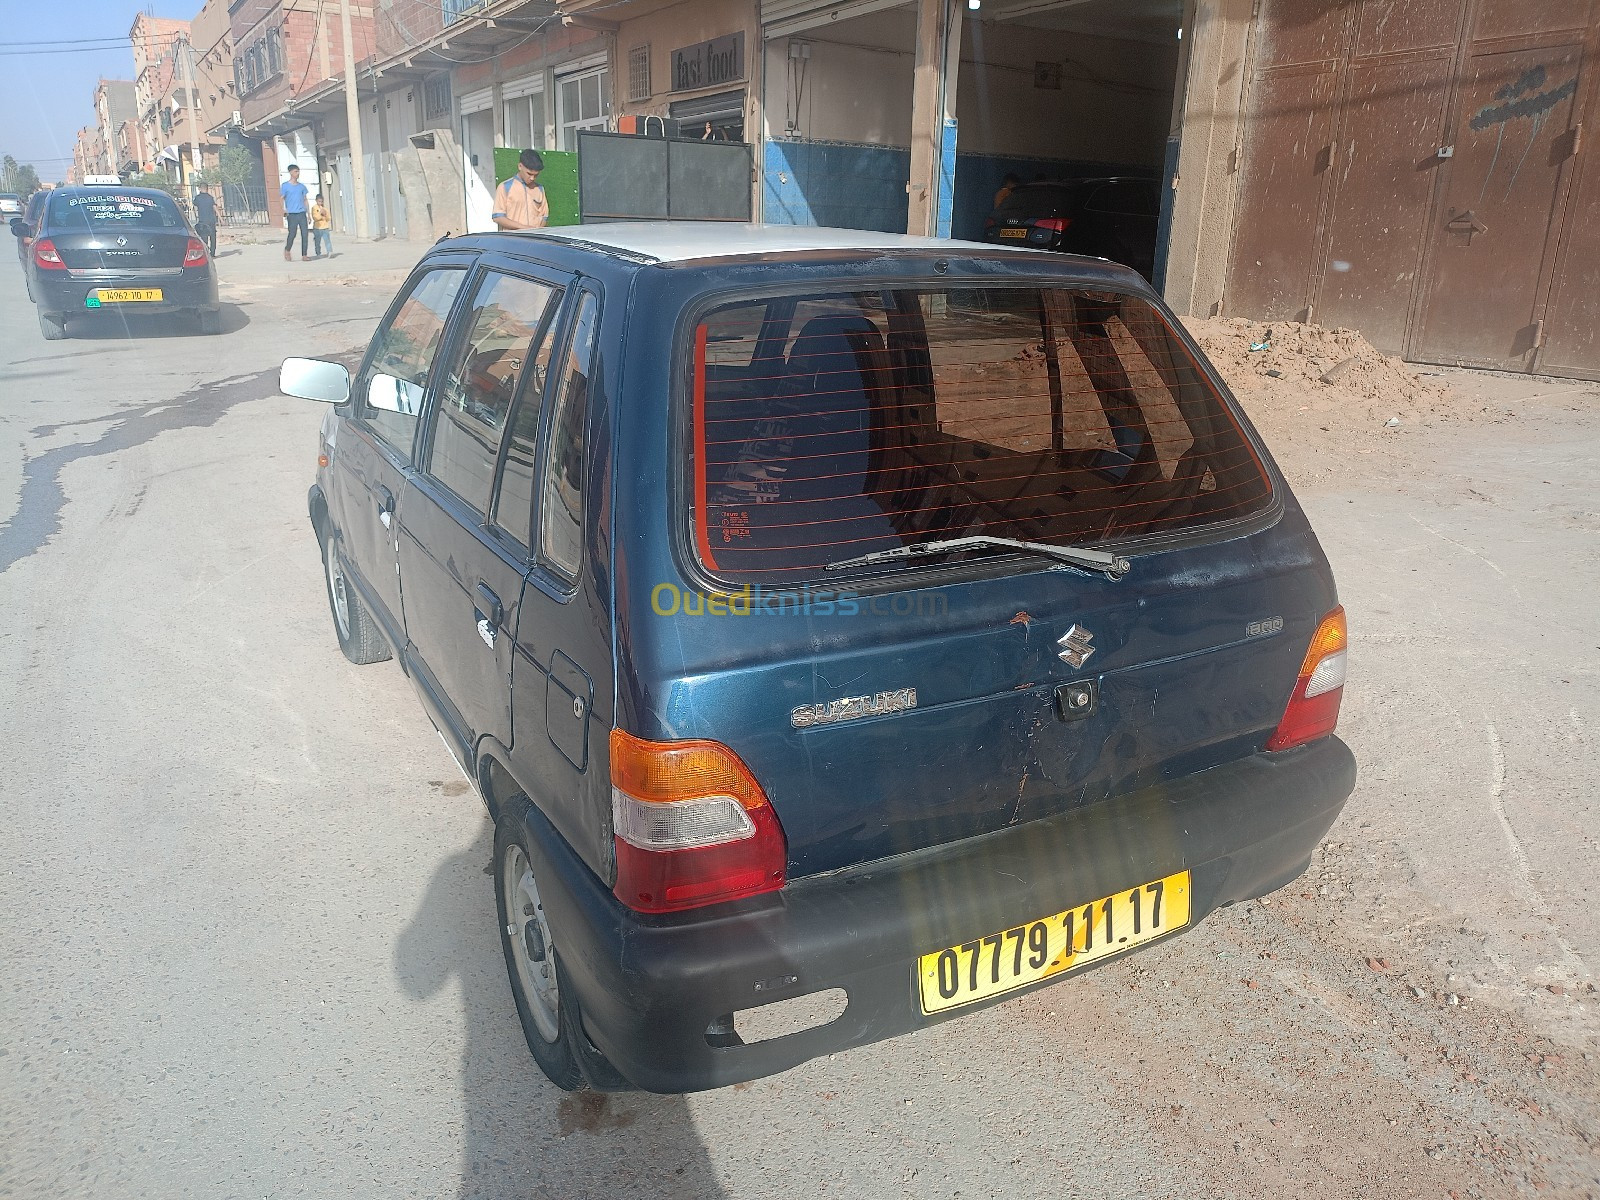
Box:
499 222 1003 266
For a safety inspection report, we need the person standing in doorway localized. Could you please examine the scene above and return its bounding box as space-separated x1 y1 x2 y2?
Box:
492 149 549 231
993 173 1021 210
311 193 333 259
192 184 219 257
281 163 311 261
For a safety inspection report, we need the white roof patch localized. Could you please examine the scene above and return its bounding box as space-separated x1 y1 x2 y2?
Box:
506 222 1014 264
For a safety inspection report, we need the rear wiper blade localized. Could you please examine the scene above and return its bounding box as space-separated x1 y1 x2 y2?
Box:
825 535 1131 580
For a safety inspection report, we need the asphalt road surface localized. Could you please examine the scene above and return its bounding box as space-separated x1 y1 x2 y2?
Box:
2 235 1597 1200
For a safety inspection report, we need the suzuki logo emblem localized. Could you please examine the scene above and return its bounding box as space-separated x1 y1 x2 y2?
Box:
1056 624 1096 669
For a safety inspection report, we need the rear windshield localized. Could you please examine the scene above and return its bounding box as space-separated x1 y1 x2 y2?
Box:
48 191 184 231
995 185 1078 218
690 287 1272 583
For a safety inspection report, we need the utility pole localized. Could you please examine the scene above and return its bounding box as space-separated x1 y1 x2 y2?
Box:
340 0 371 239
179 33 202 191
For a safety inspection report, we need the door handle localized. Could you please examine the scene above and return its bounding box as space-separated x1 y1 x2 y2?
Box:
475 582 502 649
377 484 395 530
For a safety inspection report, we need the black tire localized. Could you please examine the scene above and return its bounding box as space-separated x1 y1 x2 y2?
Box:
196 308 223 335
37 311 66 341
494 797 587 1091
320 529 391 665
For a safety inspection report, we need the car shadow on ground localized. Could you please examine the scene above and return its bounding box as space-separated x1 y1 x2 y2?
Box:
396 831 729 1200
58 302 251 340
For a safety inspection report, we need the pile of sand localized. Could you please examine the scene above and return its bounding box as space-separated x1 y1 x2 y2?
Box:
1180 316 1469 480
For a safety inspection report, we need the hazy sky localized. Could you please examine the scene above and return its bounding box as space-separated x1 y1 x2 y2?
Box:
0 2 194 182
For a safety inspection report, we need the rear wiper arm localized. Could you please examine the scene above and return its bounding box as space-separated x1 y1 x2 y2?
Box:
825 535 1131 580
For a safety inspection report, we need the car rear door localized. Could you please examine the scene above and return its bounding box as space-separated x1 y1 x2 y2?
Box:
505 284 610 872
396 258 570 768
328 263 472 646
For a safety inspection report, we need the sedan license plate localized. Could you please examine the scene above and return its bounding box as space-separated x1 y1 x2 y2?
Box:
89 289 163 306
917 870 1191 1014
998 227 1028 239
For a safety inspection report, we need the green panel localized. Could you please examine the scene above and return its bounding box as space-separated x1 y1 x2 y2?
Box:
494 147 579 227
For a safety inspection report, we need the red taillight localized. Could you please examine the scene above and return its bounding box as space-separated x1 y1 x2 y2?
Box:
1034 218 1071 233
183 237 209 266
609 729 787 913
33 238 65 270
1267 607 1347 751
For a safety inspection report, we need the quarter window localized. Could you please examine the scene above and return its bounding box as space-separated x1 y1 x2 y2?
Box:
358 268 466 461
428 271 561 517
540 292 599 577
495 321 562 551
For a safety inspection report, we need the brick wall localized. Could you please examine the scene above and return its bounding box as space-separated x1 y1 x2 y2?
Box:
235 2 375 128
374 0 445 58
452 24 609 92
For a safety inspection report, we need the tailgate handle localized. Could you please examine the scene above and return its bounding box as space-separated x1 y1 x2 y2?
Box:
1054 680 1099 722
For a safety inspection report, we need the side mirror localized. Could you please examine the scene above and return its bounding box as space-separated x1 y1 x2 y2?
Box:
9 218 26 238
279 357 350 404
368 372 423 415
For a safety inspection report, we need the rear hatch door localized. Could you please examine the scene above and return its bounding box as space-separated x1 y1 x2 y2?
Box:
678 280 1335 878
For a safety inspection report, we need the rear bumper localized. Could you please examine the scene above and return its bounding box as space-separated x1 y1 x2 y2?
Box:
35 271 219 317
530 736 1356 1094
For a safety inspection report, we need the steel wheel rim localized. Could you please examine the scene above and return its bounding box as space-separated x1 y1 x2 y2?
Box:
503 843 561 1043
325 537 351 639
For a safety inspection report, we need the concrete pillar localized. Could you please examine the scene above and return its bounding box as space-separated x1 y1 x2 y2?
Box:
906 0 962 237
1161 0 1255 318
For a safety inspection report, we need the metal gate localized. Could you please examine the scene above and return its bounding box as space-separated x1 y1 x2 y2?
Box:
1227 0 1598 379
577 130 752 222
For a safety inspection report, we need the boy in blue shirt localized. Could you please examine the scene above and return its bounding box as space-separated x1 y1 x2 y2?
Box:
281 163 310 261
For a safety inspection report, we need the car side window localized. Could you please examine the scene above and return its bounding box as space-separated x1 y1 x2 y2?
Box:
427 271 561 518
493 321 561 552
539 291 599 579
358 268 466 461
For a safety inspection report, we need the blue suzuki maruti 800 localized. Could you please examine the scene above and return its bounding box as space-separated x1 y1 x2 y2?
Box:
282 224 1355 1094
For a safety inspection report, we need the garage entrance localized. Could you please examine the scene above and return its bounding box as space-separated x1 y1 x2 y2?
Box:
950 0 1183 262
760 0 1187 281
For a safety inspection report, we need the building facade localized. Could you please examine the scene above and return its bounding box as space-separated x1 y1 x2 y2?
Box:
131 14 193 177
93 81 139 175
76 0 1593 379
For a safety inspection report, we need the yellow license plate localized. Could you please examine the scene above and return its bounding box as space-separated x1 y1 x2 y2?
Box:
94 289 163 303
917 870 1191 1014
998 227 1028 239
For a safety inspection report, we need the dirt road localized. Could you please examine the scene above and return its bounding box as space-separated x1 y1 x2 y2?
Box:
1 244 1595 1199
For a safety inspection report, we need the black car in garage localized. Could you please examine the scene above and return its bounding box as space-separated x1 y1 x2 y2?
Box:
11 185 221 340
983 176 1164 282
